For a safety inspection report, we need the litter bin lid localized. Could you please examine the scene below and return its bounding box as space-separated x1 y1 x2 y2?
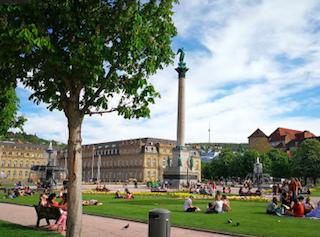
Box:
149 208 171 214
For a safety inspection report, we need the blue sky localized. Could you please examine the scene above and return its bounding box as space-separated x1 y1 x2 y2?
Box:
16 0 320 144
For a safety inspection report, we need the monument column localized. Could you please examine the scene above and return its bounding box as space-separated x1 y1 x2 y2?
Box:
176 67 188 147
163 48 200 189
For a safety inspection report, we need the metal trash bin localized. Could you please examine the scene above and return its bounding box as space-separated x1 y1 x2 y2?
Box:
148 208 171 237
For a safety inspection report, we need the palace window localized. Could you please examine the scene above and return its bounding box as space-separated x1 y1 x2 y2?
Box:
13 170 16 177
25 171 28 176
13 161 17 167
20 161 23 167
19 170 22 176
1 160 5 167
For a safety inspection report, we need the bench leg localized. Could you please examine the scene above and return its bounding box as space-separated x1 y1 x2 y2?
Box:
36 218 40 227
46 218 50 225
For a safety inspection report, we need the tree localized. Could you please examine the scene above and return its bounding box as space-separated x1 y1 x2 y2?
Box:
265 149 289 178
0 1 177 236
237 149 259 178
291 139 320 185
0 85 26 136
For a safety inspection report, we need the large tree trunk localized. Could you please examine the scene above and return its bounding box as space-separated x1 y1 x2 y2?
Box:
66 108 83 237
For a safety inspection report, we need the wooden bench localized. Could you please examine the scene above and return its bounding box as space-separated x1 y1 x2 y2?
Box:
34 205 61 227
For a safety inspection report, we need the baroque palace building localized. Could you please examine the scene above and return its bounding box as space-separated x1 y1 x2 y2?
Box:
57 137 201 182
0 141 48 181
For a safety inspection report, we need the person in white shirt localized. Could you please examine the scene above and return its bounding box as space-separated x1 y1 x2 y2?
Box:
183 196 200 212
206 191 224 214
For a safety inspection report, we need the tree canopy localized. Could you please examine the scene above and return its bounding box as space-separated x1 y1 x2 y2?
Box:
202 148 290 180
0 1 178 236
291 139 320 184
0 85 26 136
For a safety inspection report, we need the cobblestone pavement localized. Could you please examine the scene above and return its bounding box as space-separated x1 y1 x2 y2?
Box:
0 203 234 237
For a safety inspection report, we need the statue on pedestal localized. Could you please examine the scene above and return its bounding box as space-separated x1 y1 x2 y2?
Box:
177 48 186 69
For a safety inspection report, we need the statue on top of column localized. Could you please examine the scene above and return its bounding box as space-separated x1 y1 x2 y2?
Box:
177 48 186 69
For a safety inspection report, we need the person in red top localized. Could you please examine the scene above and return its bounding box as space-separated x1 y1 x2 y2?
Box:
47 193 59 207
286 196 304 217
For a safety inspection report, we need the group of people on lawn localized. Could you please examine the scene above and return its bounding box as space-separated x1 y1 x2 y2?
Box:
183 191 231 213
266 178 320 218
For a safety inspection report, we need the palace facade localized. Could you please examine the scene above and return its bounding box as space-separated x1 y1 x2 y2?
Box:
57 137 201 182
0 141 48 181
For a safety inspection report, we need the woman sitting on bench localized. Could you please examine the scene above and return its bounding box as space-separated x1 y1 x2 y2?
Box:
48 193 68 233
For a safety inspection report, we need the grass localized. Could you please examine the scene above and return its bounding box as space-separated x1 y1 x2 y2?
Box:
311 188 320 197
0 193 319 237
0 220 62 237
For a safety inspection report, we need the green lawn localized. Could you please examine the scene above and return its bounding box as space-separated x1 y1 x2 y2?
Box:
311 188 320 197
0 220 62 237
0 193 319 237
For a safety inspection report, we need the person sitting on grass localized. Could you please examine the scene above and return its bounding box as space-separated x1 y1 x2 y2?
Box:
124 191 134 199
285 196 305 217
206 191 223 214
222 194 232 212
306 201 320 218
266 197 283 215
115 189 123 199
281 192 291 209
82 199 103 206
183 195 200 212
303 197 315 215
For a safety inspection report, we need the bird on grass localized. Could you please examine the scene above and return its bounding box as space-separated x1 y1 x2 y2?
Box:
236 222 240 227
227 219 233 224
122 224 130 230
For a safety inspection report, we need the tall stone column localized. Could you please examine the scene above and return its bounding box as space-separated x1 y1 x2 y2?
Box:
175 67 188 147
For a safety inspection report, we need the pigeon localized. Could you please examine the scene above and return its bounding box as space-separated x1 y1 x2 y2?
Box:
236 222 240 227
122 224 130 230
227 219 233 224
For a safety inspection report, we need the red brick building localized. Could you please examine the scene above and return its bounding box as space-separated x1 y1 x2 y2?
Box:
249 127 316 153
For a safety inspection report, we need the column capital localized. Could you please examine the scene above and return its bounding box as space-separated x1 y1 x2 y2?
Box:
175 67 189 78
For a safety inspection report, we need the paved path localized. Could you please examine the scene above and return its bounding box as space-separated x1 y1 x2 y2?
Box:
0 203 233 237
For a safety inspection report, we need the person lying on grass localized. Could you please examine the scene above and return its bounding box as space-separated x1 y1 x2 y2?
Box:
303 197 315 215
206 191 223 214
183 195 200 212
82 199 103 206
306 201 320 218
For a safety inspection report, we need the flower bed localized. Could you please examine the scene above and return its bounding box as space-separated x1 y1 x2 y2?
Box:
82 190 271 202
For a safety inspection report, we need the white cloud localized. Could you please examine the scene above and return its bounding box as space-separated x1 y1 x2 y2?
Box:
18 0 320 144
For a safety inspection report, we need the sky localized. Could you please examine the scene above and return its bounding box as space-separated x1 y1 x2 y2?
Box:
16 0 320 144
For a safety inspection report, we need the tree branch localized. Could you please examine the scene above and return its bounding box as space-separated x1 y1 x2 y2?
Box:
81 66 115 114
